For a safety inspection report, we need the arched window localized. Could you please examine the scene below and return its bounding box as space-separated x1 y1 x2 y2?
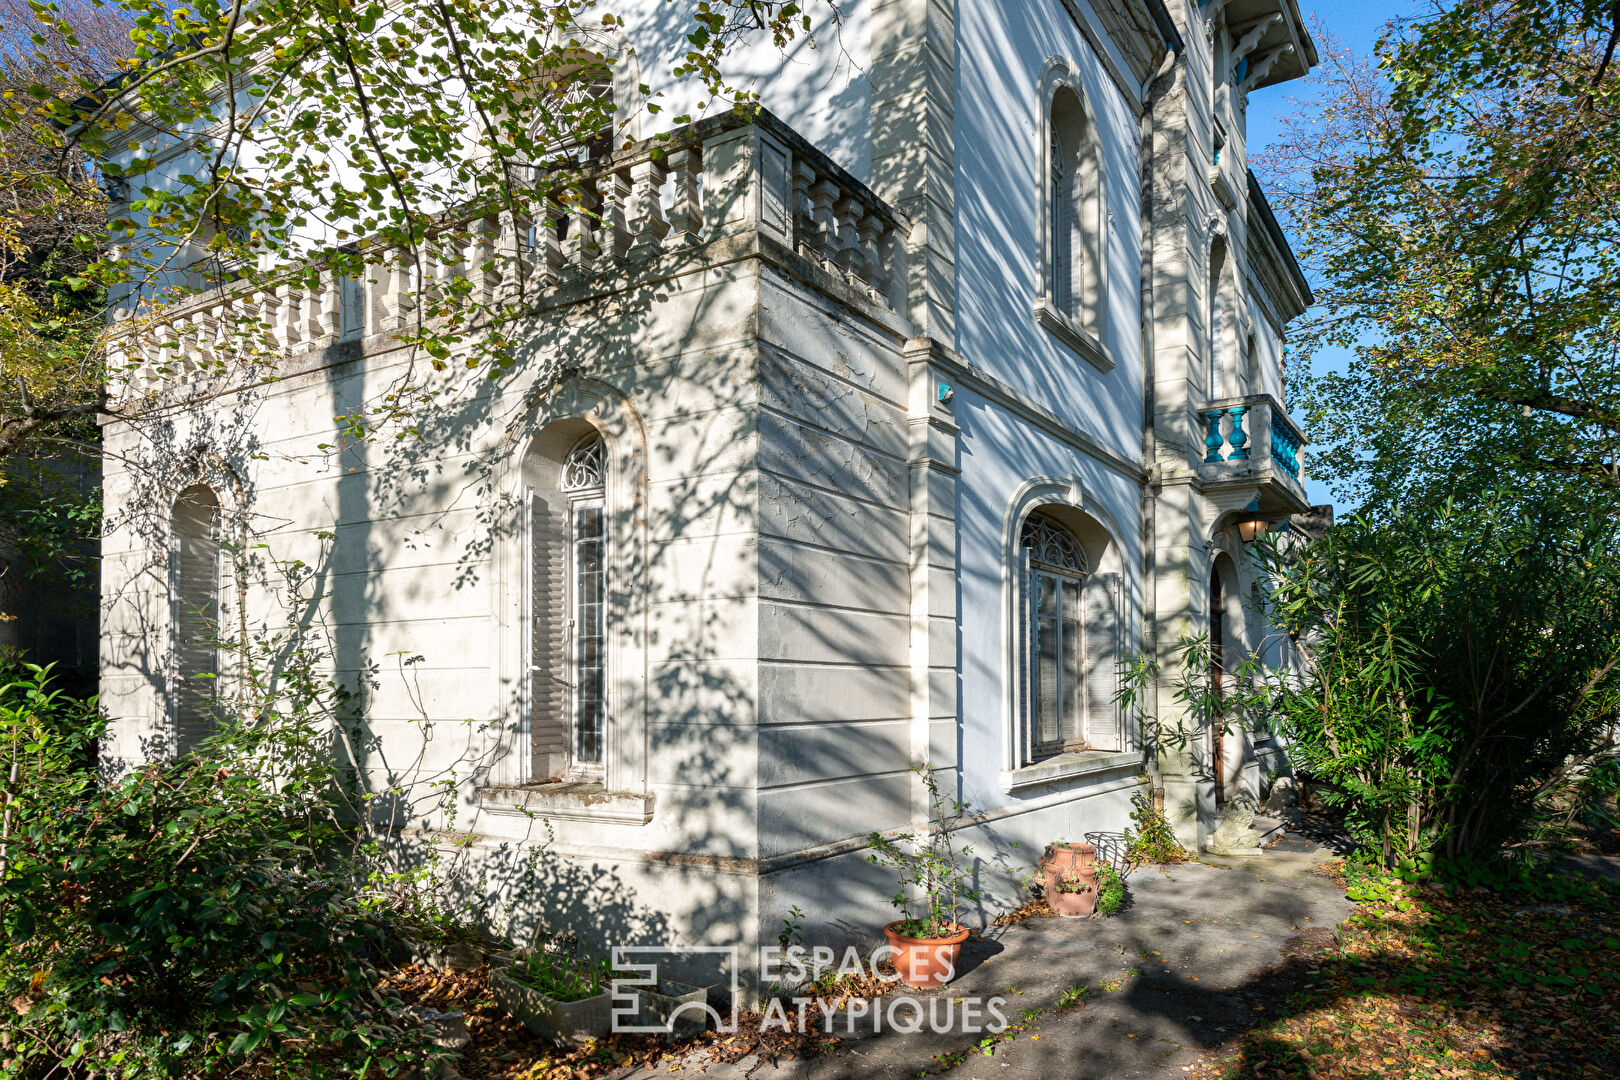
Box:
1050 123 1078 318
1218 241 1224 401
1208 238 1236 399
527 428 608 780
1018 511 1121 762
1038 77 1106 363
171 485 222 754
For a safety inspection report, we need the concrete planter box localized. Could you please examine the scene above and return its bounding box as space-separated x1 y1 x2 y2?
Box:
636 980 716 1036
491 971 615 1048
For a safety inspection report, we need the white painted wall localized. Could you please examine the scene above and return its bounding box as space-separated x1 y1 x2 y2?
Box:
951 386 1145 816
952 0 1146 462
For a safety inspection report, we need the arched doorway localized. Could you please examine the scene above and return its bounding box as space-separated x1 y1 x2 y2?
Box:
1209 565 1226 808
1209 552 1247 808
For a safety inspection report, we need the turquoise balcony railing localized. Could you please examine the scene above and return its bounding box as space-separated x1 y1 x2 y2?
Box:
1202 393 1305 482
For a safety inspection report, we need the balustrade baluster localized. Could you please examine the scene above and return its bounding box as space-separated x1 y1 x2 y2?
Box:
856 212 883 298
496 213 526 304
1226 406 1250 461
807 178 839 272
564 184 598 276
529 207 564 289
792 160 818 256
832 196 862 280
106 309 131 391
603 170 632 265
473 217 500 305
259 292 284 355
665 147 703 247
391 253 416 321
1204 410 1226 463
320 273 343 340
277 283 301 348
175 316 200 380
432 243 460 308
629 158 669 260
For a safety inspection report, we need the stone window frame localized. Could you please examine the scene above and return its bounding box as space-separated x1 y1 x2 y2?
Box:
1034 57 1111 373
487 377 650 816
998 478 1138 794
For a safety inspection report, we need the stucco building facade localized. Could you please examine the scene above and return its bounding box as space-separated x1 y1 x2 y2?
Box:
99 0 1317 963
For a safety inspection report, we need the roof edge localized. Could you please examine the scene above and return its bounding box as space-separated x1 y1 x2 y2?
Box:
1246 168 1314 309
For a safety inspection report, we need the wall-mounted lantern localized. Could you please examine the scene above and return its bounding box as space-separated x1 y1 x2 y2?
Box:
1235 515 1270 543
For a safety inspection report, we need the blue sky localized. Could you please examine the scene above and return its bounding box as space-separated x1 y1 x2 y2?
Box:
1245 1 1412 514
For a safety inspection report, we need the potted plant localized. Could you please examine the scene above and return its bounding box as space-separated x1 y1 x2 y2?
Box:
492 940 616 1047
867 765 982 989
1040 841 1099 917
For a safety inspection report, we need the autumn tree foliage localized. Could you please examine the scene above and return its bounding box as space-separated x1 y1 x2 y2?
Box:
0 0 836 458
1257 0 1620 509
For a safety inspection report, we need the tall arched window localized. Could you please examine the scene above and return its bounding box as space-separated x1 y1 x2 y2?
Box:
1018 511 1121 762
526 427 608 780
1208 237 1243 400
171 485 222 754
1209 240 1228 400
1050 123 1078 318
1038 75 1107 365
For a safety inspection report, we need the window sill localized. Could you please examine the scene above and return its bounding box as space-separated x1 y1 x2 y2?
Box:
999 750 1141 793
1034 299 1114 372
478 781 655 825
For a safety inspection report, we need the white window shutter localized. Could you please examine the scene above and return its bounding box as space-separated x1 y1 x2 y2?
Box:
172 503 221 755
529 491 569 780
1019 559 1032 764
1083 571 1122 751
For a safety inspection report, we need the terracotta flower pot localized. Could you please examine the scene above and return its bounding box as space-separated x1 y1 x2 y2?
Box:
1040 842 1099 918
882 921 970 989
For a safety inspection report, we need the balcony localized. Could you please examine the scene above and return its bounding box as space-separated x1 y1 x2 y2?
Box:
1197 393 1310 514
108 110 910 402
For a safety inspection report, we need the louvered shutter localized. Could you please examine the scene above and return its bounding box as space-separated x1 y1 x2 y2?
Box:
1060 578 1084 747
529 491 569 780
1051 164 1077 318
173 507 221 755
1018 557 1032 764
1082 571 1121 751
1033 573 1063 755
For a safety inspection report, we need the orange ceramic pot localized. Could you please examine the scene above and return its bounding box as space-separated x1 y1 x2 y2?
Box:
881 921 970 989
1040 842 1099 917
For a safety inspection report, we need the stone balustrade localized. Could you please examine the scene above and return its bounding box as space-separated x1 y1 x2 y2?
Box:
1201 393 1306 482
109 110 909 401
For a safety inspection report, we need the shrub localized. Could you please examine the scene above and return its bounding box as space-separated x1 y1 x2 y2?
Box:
0 656 442 1078
1093 864 1126 916
1258 496 1620 863
1123 789 1187 866
1130 493 1620 867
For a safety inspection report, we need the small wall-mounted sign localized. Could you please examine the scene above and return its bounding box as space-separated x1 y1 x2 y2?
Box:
937 382 954 404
